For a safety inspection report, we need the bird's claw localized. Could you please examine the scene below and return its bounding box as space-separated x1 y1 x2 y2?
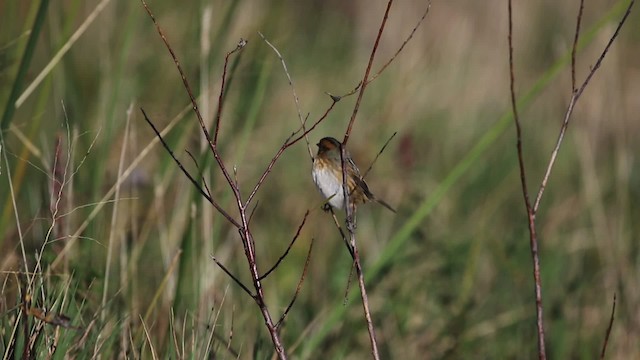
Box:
346 216 357 232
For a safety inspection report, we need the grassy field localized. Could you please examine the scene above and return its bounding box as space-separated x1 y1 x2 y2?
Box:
1 0 639 358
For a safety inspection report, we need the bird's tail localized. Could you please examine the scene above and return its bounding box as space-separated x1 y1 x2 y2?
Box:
375 198 396 213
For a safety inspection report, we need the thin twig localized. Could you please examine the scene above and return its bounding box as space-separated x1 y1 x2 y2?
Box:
507 1 546 358
342 261 356 305
140 108 238 227
326 81 362 101
339 143 380 360
248 200 260 225
343 0 394 146
211 256 254 298
259 32 313 161
276 238 314 328
244 97 340 207
141 0 245 208
259 211 310 281
185 149 213 199
599 293 616 359
137 0 288 349
328 207 354 258
336 2 402 358
366 1 432 84
571 0 585 92
362 131 397 179
350 237 380 360
532 0 635 214
214 40 246 145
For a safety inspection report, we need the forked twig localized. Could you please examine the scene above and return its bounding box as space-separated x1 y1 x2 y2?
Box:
141 0 246 205
259 32 313 161
367 1 432 84
140 109 238 227
508 1 634 359
343 0 394 146
185 149 213 199
141 2 290 357
507 1 546 358
532 0 635 214
244 98 341 207
335 0 435 358
329 0 430 113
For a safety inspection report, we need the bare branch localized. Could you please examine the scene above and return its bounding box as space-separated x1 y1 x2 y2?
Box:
211 256 254 298
276 238 314 328
328 207 354 258
343 0 394 146
140 108 239 228
214 40 247 146
326 81 362 101
342 261 356 305
259 32 313 161
347 231 380 360
600 293 617 359
571 1 585 92
508 1 546 358
533 0 635 213
338 142 379 359
140 0 246 209
249 200 260 225
185 149 213 199
367 1 432 84
244 97 339 207
259 211 310 281
362 132 397 179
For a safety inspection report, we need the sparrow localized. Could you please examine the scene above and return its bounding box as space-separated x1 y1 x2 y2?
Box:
312 137 396 213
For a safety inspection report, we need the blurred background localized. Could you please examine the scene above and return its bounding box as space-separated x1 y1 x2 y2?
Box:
1 0 639 358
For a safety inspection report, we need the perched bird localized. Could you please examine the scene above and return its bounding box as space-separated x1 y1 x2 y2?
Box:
312 137 396 213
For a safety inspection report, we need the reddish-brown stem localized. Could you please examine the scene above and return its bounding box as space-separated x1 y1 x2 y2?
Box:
276 238 314 328
185 149 213 199
141 0 244 211
366 1 432 85
259 211 310 281
141 2 290 357
599 293 616 359
362 131 397 179
328 207 354 258
342 0 394 146
508 1 634 359
140 108 239 228
211 256 253 297
339 144 380 360
245 98 338 207
259 32 313 161
532 0 634 214
350 233 380 360
507 1 546 358
214 39 247 146
571 0 584 92
241 226 288 359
